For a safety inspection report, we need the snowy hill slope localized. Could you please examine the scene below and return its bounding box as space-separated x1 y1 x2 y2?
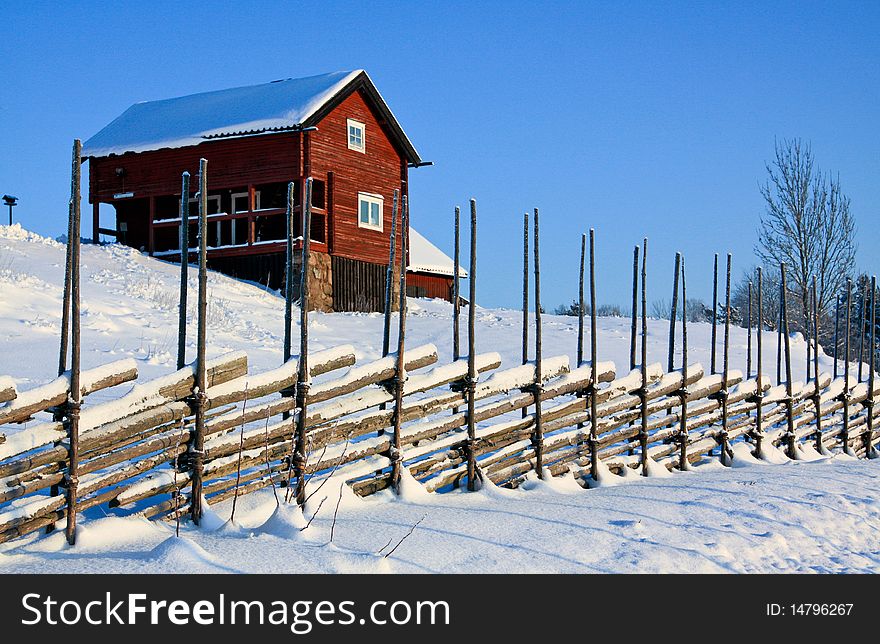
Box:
1 223 878 574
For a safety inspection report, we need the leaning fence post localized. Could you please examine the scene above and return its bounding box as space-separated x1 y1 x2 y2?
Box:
753 267 765 460
575 233 587 453
677 256 689 470
390 194 409 492
859 281 867 383
58 185 75 378
747 280 753 380
628 244 639 457
383 191 400 358
49 141 78 535
711 253 718 375
668 252 681 373
833 294 841 380
630 245 639 372
719 253 732 466
639 238 649 476
578 233 585 367
780 264 797 460
379 191 399 422
452 204 460 361
189 158 209 524
281 182 297 431
521 212 529 419
64 139 83 546
777 283 784 385
293 178 314 506
588 229 600 482
177 171 190 370
840 279 853 453
451 204 460 417
283 182 297 364
865 276 876 456
532 208 544 479
465 199 480 490
811 278 823 452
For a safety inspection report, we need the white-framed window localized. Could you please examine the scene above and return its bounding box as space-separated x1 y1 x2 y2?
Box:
231 191 260 214
347 118 365 152
185 194 222 216
358 192 383 231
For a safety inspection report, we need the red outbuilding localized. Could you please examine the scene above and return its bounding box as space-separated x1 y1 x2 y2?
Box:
83 70 460 311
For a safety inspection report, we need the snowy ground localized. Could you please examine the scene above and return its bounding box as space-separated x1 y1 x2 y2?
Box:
1 223 878 574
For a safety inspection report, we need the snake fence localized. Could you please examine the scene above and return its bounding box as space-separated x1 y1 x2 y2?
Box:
0 140 877 546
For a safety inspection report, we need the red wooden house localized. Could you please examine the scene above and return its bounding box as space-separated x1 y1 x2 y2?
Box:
83 70 462 311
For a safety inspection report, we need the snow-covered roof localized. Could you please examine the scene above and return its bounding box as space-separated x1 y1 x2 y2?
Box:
408 227 467 278
83 70 421 163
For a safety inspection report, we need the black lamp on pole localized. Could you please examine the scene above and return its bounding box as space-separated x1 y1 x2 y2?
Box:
3 195 17 226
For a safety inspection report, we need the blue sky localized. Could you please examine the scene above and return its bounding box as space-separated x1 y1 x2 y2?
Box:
2 1 878 311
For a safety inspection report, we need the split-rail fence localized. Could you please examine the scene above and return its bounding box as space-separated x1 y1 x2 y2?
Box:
1 141 878 547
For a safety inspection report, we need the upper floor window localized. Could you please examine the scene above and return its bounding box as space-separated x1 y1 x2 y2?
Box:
347 118 365 152
358 192 383 231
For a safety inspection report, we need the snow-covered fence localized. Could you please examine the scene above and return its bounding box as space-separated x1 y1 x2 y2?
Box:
3 339 879 544
2 141 879 547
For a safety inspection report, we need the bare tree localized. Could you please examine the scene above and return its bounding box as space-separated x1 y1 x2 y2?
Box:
756 138 857 339
732 266 780 331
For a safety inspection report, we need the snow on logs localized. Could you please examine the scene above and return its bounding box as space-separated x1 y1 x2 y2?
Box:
0 358 138 427
4 335 880 543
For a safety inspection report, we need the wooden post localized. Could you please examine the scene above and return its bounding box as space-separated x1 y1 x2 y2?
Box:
383 191 400 358
677 256 689 470
521 212 529 419
806 285 812 383
668 253 681 373
639 238 649 476
865 276 876 456
65 139 82 546
465 199 479 490
711 253 718 375
753 267 765 460
92 200 100 245
50 148 78 535
777 282 784 385
626 243 639 457
390 194 409 492
630 245 639 371
532 208 544 480
588 229 599 482
452 204 460 362
58 186 75 378
781 264 797 460
522 211 529 367
177 172 190 370
283 182 296 364
833 295 841 379
841 279 853 452
278 181 298 445
148 196 156 256
293 178 314 507
189 158 209 525
578 233 585 367
379 191 400 423
719 253 732 466
812 278 823 452
746 280 753 380
858 281 867 383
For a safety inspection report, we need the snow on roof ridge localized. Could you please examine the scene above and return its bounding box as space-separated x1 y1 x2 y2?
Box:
83 70 364 158
408 227 467 278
